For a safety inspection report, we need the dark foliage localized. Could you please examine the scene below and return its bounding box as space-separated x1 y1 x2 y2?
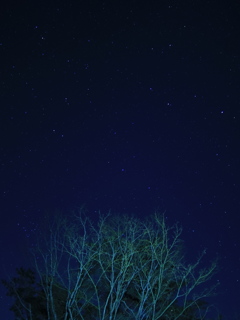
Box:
2 267 47 320
2 266 215 320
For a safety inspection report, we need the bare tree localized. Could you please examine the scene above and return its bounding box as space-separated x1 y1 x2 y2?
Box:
4 211 219 320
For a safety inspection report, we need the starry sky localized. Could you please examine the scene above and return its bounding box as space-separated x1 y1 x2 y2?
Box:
0 0 240 318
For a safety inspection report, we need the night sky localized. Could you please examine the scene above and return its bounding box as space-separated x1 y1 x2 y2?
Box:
1 0 240 318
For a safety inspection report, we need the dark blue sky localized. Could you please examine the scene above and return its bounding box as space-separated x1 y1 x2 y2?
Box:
1 0 239 318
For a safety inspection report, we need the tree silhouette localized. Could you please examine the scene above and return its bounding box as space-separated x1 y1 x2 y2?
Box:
2 267 46 319
2 212 219 320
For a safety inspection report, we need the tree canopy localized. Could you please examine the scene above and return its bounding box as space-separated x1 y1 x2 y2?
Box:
2 212 220 320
